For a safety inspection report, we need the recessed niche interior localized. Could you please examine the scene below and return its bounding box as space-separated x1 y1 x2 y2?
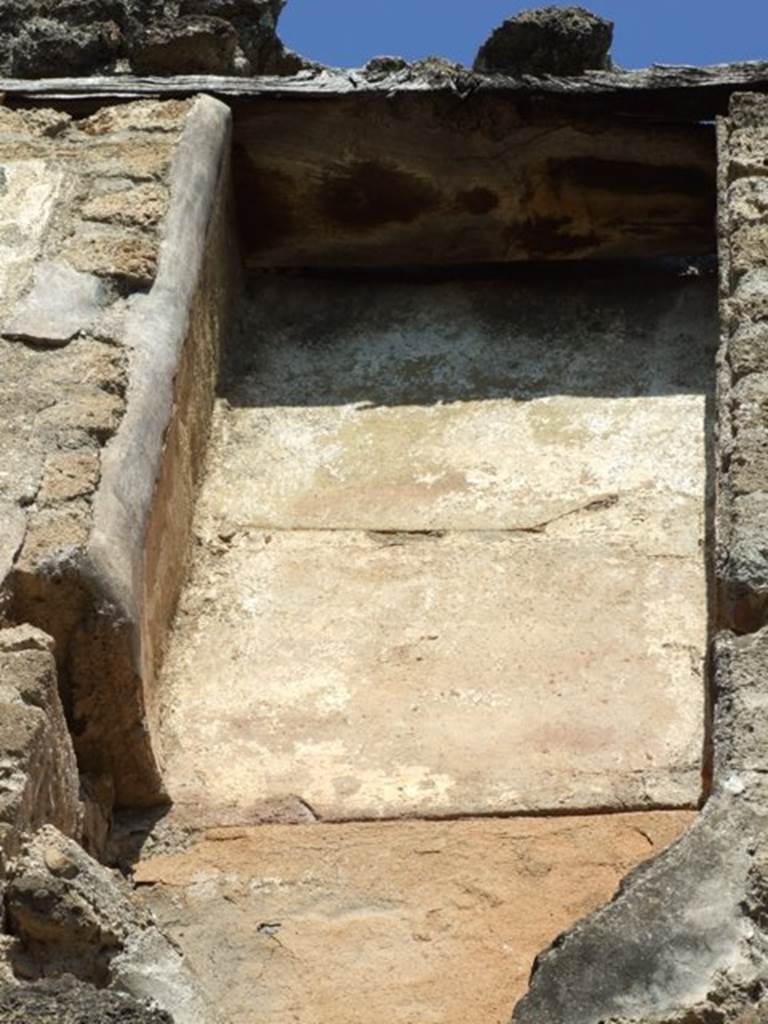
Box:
142 261 716 1022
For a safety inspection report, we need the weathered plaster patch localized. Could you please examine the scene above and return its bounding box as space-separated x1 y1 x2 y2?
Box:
158 269 713 823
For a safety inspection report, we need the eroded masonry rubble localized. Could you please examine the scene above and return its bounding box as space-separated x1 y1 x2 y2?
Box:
1 5 768 1022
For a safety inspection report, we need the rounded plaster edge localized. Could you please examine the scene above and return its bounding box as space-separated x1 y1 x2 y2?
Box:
86 93 232 638
79 95 232 805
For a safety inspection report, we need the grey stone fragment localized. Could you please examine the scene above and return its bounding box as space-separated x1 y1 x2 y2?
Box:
3 261 108 349
0 976 172 1024
6 826 221 1023
6 826 133 968
511 788 768 1024
474 5 613 76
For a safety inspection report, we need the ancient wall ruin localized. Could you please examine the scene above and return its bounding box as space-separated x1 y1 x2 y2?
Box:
1 4 768 1023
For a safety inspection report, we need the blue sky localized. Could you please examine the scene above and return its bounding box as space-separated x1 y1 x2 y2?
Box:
280 1 768 71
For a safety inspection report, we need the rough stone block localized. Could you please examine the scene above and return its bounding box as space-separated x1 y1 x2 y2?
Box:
729 460 768 504
721 493 768 631
11 17 123 79
729 322 768 378
0 160 62 305
714 628 768 775
0 0 294 77
6 827 132 969
65 231 159 290
728 428 768 496
729 93 768 129
86 144 175 184
82 99 193 137
35 389 124 445
81 183 168 230
731 223 768 277
726 268 768 326
0 627 80 861
473 5 613 76
13 507 91 576
731 372 768 434
129 16 238 76
728 177 768 225
38 452 100 507
728 127 768 180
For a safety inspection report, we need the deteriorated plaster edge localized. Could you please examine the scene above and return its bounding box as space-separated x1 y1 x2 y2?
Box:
87 94 230 615
82 93 235 805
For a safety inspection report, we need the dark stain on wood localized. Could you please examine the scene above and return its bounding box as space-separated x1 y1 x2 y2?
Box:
549 157 715 198
318 160 441 231
233 144 297 252
455 187 500 215
507 216 600 258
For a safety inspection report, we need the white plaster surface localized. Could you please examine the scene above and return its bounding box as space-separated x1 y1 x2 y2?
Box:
159 272 716 818
0 161 61 308
0 161 62 592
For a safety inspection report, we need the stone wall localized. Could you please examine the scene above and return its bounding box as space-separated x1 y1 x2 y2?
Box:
718 93 768 636
0 1 303 78
0 94 235 1023
0 96 237 813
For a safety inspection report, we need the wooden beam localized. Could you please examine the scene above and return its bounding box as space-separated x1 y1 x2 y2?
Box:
0 66 730 265
0 60 767 121
231 94 715 267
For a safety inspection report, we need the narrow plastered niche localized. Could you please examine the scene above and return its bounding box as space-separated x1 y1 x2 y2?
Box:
158 266 715 823
5 63 768 1024
131 259 716 1023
